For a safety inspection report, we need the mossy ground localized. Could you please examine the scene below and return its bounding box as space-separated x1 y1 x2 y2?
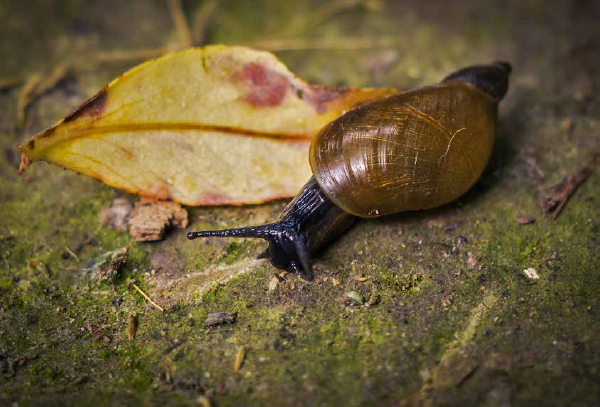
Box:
1 1 599 405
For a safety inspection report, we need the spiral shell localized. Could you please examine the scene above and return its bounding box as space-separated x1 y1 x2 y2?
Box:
309 81 498 218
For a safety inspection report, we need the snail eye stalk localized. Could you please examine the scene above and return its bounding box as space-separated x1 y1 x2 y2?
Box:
187 224 274 239
187 223 315 281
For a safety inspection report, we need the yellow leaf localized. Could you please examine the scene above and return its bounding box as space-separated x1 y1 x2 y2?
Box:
18 45 397 205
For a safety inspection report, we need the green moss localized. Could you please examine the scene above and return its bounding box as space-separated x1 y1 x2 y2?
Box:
218 241 244 265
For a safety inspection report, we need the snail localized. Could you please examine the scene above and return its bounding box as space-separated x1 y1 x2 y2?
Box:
188 62 511 280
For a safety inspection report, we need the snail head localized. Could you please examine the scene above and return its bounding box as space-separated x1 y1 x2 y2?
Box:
188 223 313 281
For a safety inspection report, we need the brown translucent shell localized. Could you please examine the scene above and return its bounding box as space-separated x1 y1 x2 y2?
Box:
309 80 498 218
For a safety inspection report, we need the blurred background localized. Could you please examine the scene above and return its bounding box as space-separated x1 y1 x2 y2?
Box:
1 1 599 405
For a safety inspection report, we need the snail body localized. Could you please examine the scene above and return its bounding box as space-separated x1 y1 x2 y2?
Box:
189 62 511 280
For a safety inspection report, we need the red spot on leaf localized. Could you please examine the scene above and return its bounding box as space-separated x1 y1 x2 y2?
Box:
305 85 348 113
233 62 289 107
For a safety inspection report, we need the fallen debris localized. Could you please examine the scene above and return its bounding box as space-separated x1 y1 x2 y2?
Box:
168 0 193 48
15 65 70 133
523 268 539 280
234 346 246 373
99 198 133 231
268 276 280 292
346 291 364 305
84 247 128 280
191 0 219 46
351 261 369 282
515 215 535 225
364 291 380 307
128 198 189 241
466 252 478 270
127 314 138 341
130 282 164 311
540 153 599 220
0 76 23 90
15 73 42 133
560 118 573 132
203 312 236 327
63 246 80 261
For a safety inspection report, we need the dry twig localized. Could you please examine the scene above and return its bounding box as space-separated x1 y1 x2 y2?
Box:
540 152 599 219
168 0 193 48
191 0 220 46
131 283 164 311
249 35 403 51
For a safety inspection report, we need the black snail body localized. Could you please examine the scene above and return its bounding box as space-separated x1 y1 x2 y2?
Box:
188 62 511 280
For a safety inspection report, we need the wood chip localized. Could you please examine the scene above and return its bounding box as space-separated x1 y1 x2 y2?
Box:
364 292 380 307
540 152 599 220
203 312 236 327
515 215 535 225
268 276 279 292
234 345 245 373
331 277 341 286
127 314 137 341
128 198 188 241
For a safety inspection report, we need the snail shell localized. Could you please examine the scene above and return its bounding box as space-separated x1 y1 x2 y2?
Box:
310 81 497 218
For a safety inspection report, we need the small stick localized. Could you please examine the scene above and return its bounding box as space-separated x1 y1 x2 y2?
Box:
15 73 42 131
0 76 24 90
540 152 600 219
268 0 362 38
14 65 69 133
248 35 403 51
90 47 172 65
168 0 193 48
191 0 219 46
64 246 79 261
132 283 164 311
33 64 70 98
